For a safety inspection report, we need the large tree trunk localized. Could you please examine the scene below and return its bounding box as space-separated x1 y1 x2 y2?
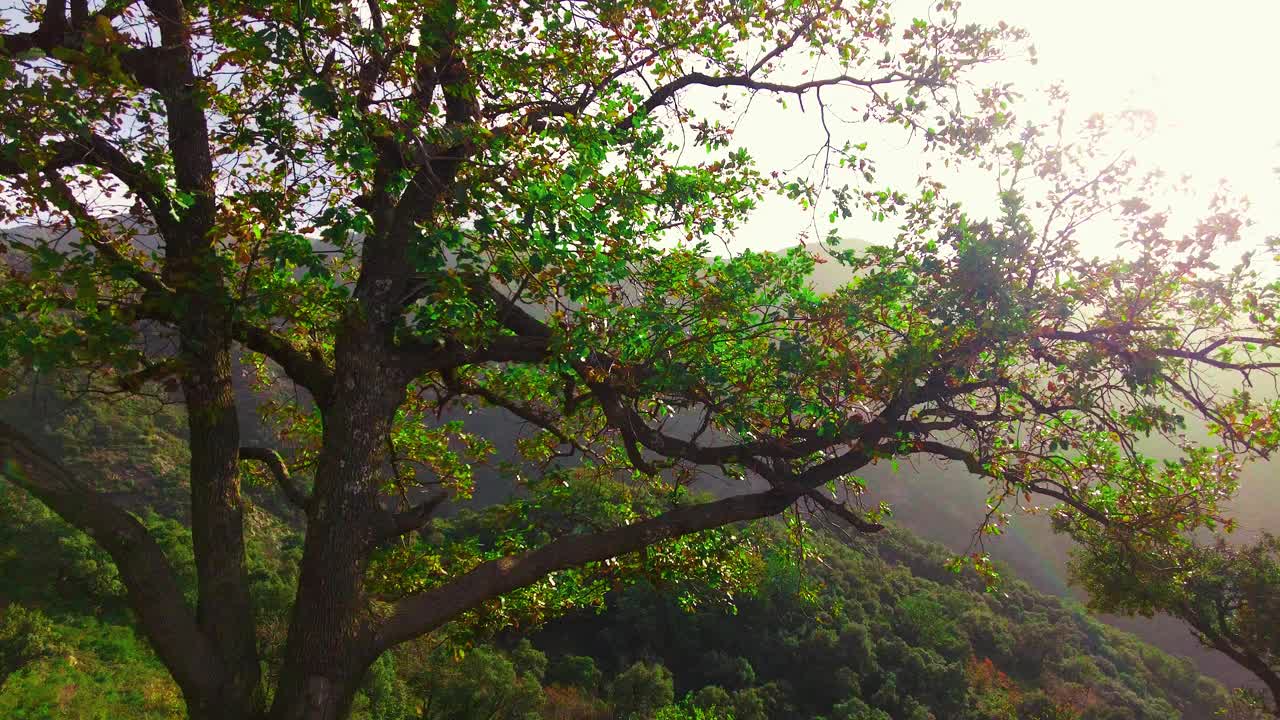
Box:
269 327 408 720
181 323 263 719
147 0 264 710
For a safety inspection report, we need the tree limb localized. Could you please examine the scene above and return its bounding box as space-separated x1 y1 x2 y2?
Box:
0 134 177 237
239 446 309 509
233 323 334 408
116 358 182 392
127 298 336 408
804 490 885 533
373 415 901 655
440 370 593 457
616 69 922 133
1185 611 1280 714
0 419 222 699
396 335 552 380
373 489 449 543
0 1 189 92
373 487 798 652
912 439 1112 525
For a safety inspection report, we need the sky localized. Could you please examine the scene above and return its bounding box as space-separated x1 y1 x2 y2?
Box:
729 0 1280 256
977 0 1280 220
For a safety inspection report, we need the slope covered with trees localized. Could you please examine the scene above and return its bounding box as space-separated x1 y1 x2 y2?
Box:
523 525 1245 720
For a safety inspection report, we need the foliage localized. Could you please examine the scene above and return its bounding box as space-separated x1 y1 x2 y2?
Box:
609 661 675 720
416 644 544 720
547 654 603 693
0 605 62 684
965 656 1022 719
1069 531 1280 714
655 695 735 720
0 616 184 720
0 398 1241 720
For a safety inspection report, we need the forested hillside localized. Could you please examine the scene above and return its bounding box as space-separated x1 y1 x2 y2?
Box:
0 383 1251 719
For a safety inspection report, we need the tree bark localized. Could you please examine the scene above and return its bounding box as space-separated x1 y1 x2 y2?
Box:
1203 632 1280 716
182 320 263 718
140 1 264 713
269 325 409 720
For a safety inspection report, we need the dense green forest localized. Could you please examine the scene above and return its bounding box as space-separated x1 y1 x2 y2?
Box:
0 384 1257 719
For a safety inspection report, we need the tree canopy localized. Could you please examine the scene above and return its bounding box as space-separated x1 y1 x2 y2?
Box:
1071 531 1280 716
1 1 1278 718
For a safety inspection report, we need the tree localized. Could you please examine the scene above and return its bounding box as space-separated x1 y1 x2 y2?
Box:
609 661 674 720
548 654 603 693
831 696 891 720
0 604 63 684
418 644 544 720
691 685 733 714
0 1 1277 719
1070 533 1280 716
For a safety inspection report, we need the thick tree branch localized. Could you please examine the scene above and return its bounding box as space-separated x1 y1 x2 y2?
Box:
0 0 69 56
233 323 334 407
1185 611 1280 714
374 487 798 652
113 5 267 712
117 358 182 392
33 169 173 297
125 293 336 407
440 370 592 457
0 135 176 235
373 489 449 543
584 378 658 474
0 2 189 91
0 419 222 699
585 372 916 472
354 13 476 337
396 335 552 379
374 416 900 654
804 490 885 533
239 446 310 509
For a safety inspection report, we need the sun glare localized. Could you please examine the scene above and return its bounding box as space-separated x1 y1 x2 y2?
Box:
731 1 1280 257
976 0 1280 236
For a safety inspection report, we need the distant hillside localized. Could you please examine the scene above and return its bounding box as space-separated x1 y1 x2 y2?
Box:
528 523 1235 720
